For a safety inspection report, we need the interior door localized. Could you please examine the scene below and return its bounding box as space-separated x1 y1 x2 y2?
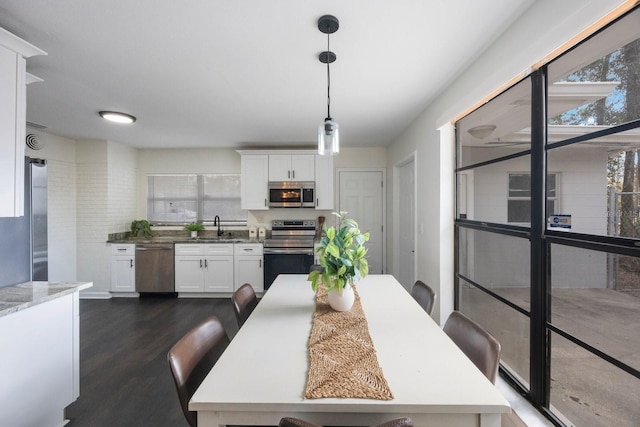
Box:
398 159 415 291
338 170 384 274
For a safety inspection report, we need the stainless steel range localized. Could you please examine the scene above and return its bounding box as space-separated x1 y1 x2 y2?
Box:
263 219 316 290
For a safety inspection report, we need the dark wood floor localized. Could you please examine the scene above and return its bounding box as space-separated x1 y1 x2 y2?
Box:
66 295 239 427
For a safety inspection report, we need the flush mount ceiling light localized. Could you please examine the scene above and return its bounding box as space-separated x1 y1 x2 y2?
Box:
99 111 137 124
467 125 496 139
317 14 340 156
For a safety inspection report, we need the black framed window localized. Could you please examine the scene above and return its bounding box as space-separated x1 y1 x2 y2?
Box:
454 7 640 426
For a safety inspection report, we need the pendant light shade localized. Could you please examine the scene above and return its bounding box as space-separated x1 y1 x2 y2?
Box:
317 15 340 156
318 117 339 156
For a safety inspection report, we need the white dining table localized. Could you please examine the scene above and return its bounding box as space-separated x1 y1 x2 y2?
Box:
190 274 511 427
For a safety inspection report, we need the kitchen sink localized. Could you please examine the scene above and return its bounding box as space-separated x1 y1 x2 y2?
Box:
183 238 248 243
122 237 252 244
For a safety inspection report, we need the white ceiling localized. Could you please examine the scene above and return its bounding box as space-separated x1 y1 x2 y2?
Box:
0 0 533 150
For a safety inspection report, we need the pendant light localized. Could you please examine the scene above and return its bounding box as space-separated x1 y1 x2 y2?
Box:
317 15 340 156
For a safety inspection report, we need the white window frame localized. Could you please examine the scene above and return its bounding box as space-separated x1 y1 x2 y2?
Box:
507 172 559 224
147 174 246 226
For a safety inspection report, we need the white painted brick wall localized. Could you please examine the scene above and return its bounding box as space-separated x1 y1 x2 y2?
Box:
47 159 77 282
108 164 137 233
76 161 109 293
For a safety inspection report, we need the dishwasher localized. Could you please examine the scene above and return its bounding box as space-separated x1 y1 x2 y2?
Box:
135 243 175 293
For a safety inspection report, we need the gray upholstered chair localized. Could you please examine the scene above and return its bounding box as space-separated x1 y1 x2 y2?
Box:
167 316 230 427
279 417 413 427
443 311 502 384
410 280 437 315
231 283 258 328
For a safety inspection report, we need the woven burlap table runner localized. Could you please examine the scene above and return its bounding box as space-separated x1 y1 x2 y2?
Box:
304 284 394 400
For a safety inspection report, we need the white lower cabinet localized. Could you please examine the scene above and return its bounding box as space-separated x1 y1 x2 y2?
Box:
110 244 135 292
174 255 206 292
234 243 264 293
203 256 234 292
175 244 235 293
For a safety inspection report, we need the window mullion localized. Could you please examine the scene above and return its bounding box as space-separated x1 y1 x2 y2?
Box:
530 67 550 409
197 175 204 222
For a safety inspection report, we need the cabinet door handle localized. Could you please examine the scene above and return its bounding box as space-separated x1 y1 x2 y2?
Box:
130 259 133 268
316 198 319 207
292 170 295 179
264 198 267 207
259 259 262 268
205 259 208 268
288 170 291 179
200 259 203 268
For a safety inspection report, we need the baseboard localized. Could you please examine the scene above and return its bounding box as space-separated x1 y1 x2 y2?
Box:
79 290 112 299
177 292 232 298
110 292 140 298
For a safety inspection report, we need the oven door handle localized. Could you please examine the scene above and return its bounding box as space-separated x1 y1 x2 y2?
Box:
263 248 314 255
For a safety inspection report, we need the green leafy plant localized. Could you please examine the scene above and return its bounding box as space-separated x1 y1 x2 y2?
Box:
308 211 369 292
184 222 205 232
130 219 153 238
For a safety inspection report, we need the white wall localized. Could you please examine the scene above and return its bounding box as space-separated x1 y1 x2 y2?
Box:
108 142 137 234
73 139 138 297
25 130 77 283
386 0 627 324
75 140 109 297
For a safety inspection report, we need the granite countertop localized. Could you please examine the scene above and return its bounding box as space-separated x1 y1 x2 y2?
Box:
0 281 93 318
107 230 264 244
107 237 263 244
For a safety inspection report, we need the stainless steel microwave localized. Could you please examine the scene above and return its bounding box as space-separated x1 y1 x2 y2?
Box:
268 181 315 208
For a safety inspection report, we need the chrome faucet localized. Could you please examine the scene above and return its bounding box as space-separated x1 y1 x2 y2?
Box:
213 215 223 236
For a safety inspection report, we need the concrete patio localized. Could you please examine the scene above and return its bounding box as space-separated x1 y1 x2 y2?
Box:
460 285 640 426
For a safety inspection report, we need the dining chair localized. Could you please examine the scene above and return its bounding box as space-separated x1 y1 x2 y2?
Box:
279 417 413 427
443 311 502 384
410 280 437 315
232 282 258 328
167 316 231 427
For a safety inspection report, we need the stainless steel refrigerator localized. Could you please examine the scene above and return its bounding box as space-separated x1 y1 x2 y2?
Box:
29 157 48 281
0 157 47 287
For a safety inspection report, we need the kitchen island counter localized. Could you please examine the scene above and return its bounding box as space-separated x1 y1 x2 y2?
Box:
0 280 90 426
0 281 92 318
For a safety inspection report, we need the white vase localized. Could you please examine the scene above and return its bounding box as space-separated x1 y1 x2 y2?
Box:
327 284 355 312
190 231 197 238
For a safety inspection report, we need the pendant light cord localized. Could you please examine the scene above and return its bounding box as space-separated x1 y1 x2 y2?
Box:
326 31 331 119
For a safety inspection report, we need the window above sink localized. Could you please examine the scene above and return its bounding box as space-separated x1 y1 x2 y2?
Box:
147 174 247 226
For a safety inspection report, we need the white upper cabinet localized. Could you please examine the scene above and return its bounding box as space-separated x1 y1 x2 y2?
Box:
315 155 334 210
0 27 46 217
240 155 269 210
268 154 315 182
238 150 333 211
